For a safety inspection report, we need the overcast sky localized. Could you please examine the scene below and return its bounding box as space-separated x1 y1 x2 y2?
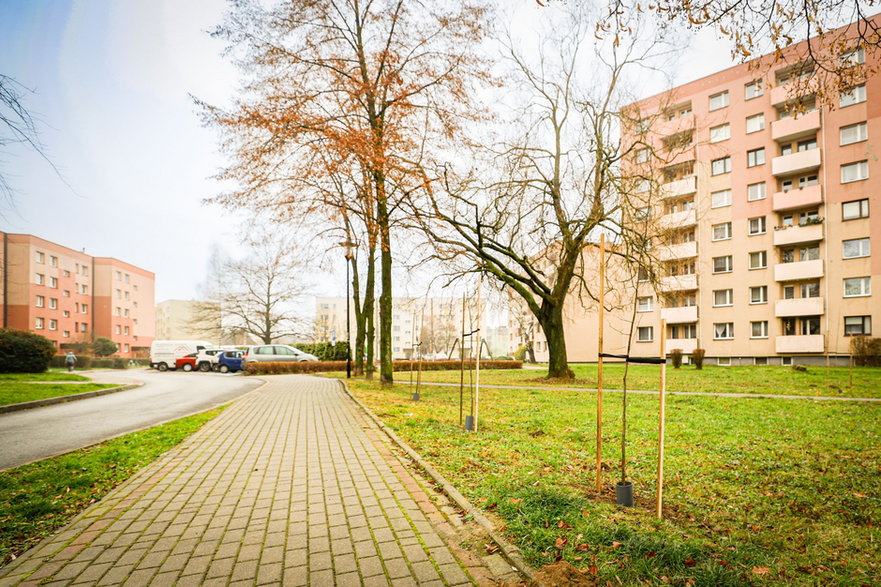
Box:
0 0 741 303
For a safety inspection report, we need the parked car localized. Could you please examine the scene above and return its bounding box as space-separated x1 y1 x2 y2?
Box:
175 353 199 372
216 350 244 373
150 340 213 371
242 345 318 364
196 348 228 372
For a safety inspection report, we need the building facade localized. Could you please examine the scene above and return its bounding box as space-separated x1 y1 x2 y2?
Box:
0 233 155 358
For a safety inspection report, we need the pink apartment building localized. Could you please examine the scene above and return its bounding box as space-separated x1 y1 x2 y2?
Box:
516 19 879 366
0 232 155 358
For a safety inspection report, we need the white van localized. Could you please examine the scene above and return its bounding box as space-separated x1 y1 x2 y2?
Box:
150 340 214 371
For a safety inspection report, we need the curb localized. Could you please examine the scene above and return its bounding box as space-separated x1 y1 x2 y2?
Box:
337 379 536 582
0 383 144 414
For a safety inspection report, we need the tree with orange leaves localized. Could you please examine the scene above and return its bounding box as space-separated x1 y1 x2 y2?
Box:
199 0 492 384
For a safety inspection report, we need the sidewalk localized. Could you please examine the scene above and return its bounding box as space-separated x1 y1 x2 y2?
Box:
0 375 516 586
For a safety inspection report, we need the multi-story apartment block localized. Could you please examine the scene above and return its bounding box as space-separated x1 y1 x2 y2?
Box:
155 299 222 341
515 20 878 366
0 232 155 358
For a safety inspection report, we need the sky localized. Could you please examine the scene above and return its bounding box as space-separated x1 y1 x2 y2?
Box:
0 0 741 304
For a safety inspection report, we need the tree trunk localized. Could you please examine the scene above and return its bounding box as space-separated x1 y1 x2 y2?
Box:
377 203 393 384
539 302 573 379
351 255 365 376
364 244 376 378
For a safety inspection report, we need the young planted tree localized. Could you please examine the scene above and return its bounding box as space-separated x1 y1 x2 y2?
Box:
201 0 491 384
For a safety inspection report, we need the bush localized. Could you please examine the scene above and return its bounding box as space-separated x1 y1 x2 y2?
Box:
50 355 93 369
851 336 881 367
692 348 705 370
92 337 118 357
0 329 56 373
244 359 523 375
513 346 527 361
670 349 683 369
294 342 349 361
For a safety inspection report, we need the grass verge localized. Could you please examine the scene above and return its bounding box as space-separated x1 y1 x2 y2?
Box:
0 373 89 382
412 363 881 398
0 383 118 408
0 407 225 566
341 376 881 585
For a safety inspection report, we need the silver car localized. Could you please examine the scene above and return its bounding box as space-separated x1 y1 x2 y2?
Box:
242 345 318 363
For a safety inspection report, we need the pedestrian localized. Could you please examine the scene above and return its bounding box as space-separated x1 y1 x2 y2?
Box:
65 351 77 372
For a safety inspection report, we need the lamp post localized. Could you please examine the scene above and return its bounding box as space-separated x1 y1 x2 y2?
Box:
341 240 357 378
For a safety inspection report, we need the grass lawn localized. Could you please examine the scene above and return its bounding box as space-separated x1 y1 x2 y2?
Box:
0 382 118 408
0 407 225 566
413 363 881 398
0 373 89 382
340 374 881 585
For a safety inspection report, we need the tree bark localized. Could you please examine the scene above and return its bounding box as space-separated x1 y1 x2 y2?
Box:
539 301 573 379
376 191 393 384
364 244 376 378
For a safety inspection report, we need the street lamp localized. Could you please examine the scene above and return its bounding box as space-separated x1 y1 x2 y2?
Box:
341 240 357 378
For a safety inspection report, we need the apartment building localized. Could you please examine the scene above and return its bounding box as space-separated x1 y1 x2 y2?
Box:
0 232 155 358
315 296 479 359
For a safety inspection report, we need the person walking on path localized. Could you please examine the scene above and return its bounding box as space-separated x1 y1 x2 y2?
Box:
64 352 77 372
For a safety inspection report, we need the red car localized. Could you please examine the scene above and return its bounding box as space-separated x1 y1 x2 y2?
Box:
175 353 198 372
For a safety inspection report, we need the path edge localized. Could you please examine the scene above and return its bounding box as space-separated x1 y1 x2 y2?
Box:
0 382 144 414
337 378 536 582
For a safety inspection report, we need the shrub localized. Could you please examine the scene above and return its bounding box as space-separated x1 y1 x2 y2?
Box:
851 336 881 367
0 329 56 373
244 359 523 375
294 342 349 361
692 348 705 370
670 349 683 369
513 345 527 361
92 337 118 357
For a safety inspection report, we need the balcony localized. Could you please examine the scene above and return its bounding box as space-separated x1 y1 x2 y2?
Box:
772 184 823 212
775 297 825 317
661 306 698 324
773 223 823 246
658 241 697 261
658 209 696 229
776 335 824 354
774 259 824 282
660 176 697 199
770 80 818 107
660 274 697 292
772 149 821 177
653 113 695 137
666 338 697 354
771 110 821 143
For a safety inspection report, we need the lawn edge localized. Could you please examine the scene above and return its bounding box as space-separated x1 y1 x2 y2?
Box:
0 383 144 413
337 378 537 582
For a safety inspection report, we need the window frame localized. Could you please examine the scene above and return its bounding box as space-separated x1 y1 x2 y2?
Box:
709 90 730 111
745 80 763 100
750 285 768 304
841 160 869 183
843 276 871 298
840 122 868 146
746 113 765 133
713 322 734 340
840 84 867 107
637 296 654 312
842 238 870 259
711 157 732 176
747 148 766 168
709 123 731 143
749 251 768 270
713 289 734 307
842 199 869 220
748 216 767 235
844 315 872 336
747 182 766 201
713 255 733 274
637 326 654 342
712 222 732 241
711 189 732 208
750 321 769 339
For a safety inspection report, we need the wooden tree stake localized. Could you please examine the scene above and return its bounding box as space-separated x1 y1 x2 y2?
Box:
596 233 605 492
656 318 667 519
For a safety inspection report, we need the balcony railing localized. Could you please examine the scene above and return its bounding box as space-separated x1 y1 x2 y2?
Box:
772 184 823 212
774 259 824 282
775 297 825 317
665 338 697 354
660 274 698 291
769 80 819 107
775 334 824 354
653 113 695 137
660 176 697 199
658 209 696 229
772 149 821 177
771 110 821 143
773 222 824 246
658 241 697 261
660 306 698 324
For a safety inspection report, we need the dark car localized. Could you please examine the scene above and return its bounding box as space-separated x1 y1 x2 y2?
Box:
175 352 198 372
216 350 244 373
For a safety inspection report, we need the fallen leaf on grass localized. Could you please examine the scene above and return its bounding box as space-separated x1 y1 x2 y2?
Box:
555 536 568 549
752 566 771 575
557 520 572 529
684 558 697 567
575 543 591 552
508 498 522 505
611 541 622 549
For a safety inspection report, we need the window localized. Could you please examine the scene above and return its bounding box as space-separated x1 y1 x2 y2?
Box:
751 321 769 338
748 216 766 235
841 47 865 65
711 157 731 176
781 144 793 156
124 309 130 317
840 122 867 145
35 318 44 329
747 148 766 167
63 290 70 297
844 316 872 336
713 256 733 273
844 277 871 297
116 289 122 299
81 323 88 333
35 273 44 285
712 222 732 241
124 274 130 283
637 297 654 312
49 256 57 267
714 323 734 340
669 324 697 339
637 326 654 342
82 266 88 277
800 317 821 336
637 268 650 282
841 161 869 183
82 304 88 314
755 357 768 366
115 325 121 335
36 251 46 263
798 174 818 188
49 277 57 288
636 179 650 193
797 138 817 152
710 124 730 142
124 326 130 335
745 80 763 100
801 281 820 298
750 285 768 304
63 270 70 277
63 331 70 338
49 319 57 331
35 295 45 307
749 251 768 270
843 238 870 259
81 284 88 295
718 357 732 366
842 199 869 220
840 84 866 107
49 298 57 309
747 182 766 201
799 245 820 261
713 289 733 307
63 310 69 317
709 91 729 111
115 271 122 281
711 189 732 208
746 113 765 133
635 148 649 163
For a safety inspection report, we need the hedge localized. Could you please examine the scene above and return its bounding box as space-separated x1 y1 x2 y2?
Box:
245 359 522 375
49 356 146 369
294 342 349 361
0 328 55 373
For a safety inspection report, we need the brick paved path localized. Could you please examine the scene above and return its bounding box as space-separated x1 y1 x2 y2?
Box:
0 376 500 586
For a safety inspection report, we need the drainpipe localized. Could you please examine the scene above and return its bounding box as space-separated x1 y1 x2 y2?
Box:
819 107 831 360
2 233 7 328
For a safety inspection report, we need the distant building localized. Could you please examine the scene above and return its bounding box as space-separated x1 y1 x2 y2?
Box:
0 232 155 358
155 299 222 341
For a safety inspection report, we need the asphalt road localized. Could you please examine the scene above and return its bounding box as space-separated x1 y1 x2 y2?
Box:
0 369 263 470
